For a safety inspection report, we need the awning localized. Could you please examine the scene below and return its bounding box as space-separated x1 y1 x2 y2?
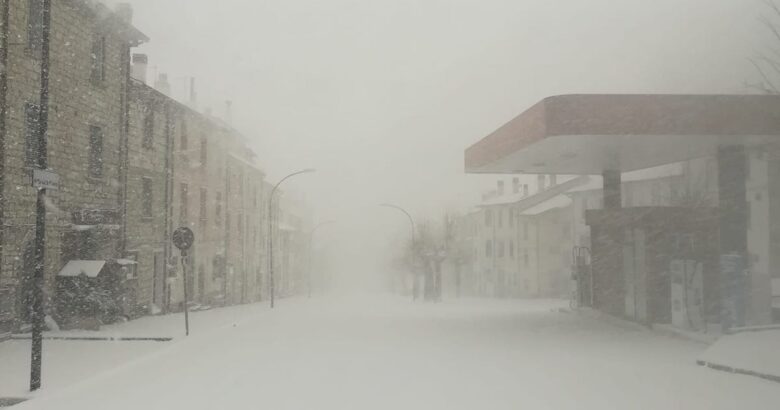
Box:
57 260 106 278
465 94 780 175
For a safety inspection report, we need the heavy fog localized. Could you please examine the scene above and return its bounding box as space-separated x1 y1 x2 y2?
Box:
107 0 765 290
2 0 780 408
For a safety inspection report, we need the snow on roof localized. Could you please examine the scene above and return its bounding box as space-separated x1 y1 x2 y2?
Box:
521 195 572 216
480 176 587 207
57 260 106 278
567 163 684 193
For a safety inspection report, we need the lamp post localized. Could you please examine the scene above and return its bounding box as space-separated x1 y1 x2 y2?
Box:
379 203 416 300
308 220 335 298
268 168 315 309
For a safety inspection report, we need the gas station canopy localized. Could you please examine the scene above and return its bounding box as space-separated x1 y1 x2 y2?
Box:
465 94 780 175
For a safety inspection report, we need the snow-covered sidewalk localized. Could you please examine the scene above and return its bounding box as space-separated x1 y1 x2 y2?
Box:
0 301 269 399
4 295 780 409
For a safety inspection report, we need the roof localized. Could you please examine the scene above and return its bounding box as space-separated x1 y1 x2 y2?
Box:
57 260 106 278
465 94 780 175
74 1 149 46
479 175 589 208
567 163 684 193
521 195 572 216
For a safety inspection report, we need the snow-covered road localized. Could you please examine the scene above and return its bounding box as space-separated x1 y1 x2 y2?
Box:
6 295 780 409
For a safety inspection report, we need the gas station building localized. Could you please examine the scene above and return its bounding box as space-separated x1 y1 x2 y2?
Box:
465 94 780 330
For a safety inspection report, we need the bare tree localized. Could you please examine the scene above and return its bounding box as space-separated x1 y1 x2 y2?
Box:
749 0 780 93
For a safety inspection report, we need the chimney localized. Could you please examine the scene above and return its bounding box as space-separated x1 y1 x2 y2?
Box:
189 77 197 107
497 180 505 196
155 73 170 96
115 3 133 24
131 53 148 84
225 100 233 125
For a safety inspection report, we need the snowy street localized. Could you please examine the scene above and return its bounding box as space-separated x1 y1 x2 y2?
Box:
3 295 780 409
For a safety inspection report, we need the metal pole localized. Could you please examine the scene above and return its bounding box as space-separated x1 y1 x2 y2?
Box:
267 169 315 309
30 0 52 392
181 250 190 336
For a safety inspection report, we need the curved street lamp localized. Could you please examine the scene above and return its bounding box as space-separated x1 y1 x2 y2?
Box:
268 168 315 309
379 203 417 300
308 220 336 298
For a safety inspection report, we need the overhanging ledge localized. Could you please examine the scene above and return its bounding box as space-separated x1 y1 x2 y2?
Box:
465 94 780 175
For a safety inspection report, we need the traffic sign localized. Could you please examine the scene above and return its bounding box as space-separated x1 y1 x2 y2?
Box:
172 227 194 250
31 169 60 191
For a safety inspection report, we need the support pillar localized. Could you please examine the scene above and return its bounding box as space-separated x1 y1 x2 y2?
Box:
717 145 748 329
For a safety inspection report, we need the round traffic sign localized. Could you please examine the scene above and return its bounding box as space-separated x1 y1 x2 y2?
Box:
172 227 195 250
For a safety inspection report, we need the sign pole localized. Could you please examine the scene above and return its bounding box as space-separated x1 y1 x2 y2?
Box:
30 0 52 392
172 226 194 336
181 249 189 336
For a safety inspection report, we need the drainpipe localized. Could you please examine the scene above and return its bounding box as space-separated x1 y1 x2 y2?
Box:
162 103 173 313
119 43 131 255
0 0 11 295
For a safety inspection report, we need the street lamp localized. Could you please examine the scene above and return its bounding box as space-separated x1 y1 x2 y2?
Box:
379 203 417 300
268 168 315 309
308 220 335 298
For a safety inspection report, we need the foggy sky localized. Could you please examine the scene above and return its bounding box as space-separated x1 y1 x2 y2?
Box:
111 0 766 285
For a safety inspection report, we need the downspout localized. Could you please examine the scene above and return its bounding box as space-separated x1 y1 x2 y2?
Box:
162 103 173 312
0 0 11 285
119 43 131 255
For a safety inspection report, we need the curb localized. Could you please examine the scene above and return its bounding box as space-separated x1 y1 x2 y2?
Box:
9 335 172 342
696 360 780 384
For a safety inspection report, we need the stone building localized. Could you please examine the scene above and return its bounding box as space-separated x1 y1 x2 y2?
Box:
126 60 269 312
0 0 146 331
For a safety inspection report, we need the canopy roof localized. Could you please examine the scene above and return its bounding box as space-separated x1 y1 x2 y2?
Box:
57 260 106 278
465 94 780 175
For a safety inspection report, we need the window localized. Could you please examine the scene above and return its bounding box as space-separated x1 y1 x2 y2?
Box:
524 249 529 267
180 183 189 223
485 209 492 227
180 122 188 150
485 240 492 257
180 122 189 166
199 188 207 226
498 208 504 228
143 106 154 149
215 191 222 226
27 0 43 53
513 177 520 194
200 137 207 167
24 103 40 166
142 177 153 218
90 35 106 83
509 240 515 258
509 208 514 227
88 125 103 178
523 221 529 240
498 241 505 257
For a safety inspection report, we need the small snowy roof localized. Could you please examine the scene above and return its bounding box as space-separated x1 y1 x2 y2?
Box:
521 195 572 216
567 163 684 193
57 260 106 278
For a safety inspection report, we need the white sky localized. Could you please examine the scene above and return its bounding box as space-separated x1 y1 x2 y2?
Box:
110 0 768 281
